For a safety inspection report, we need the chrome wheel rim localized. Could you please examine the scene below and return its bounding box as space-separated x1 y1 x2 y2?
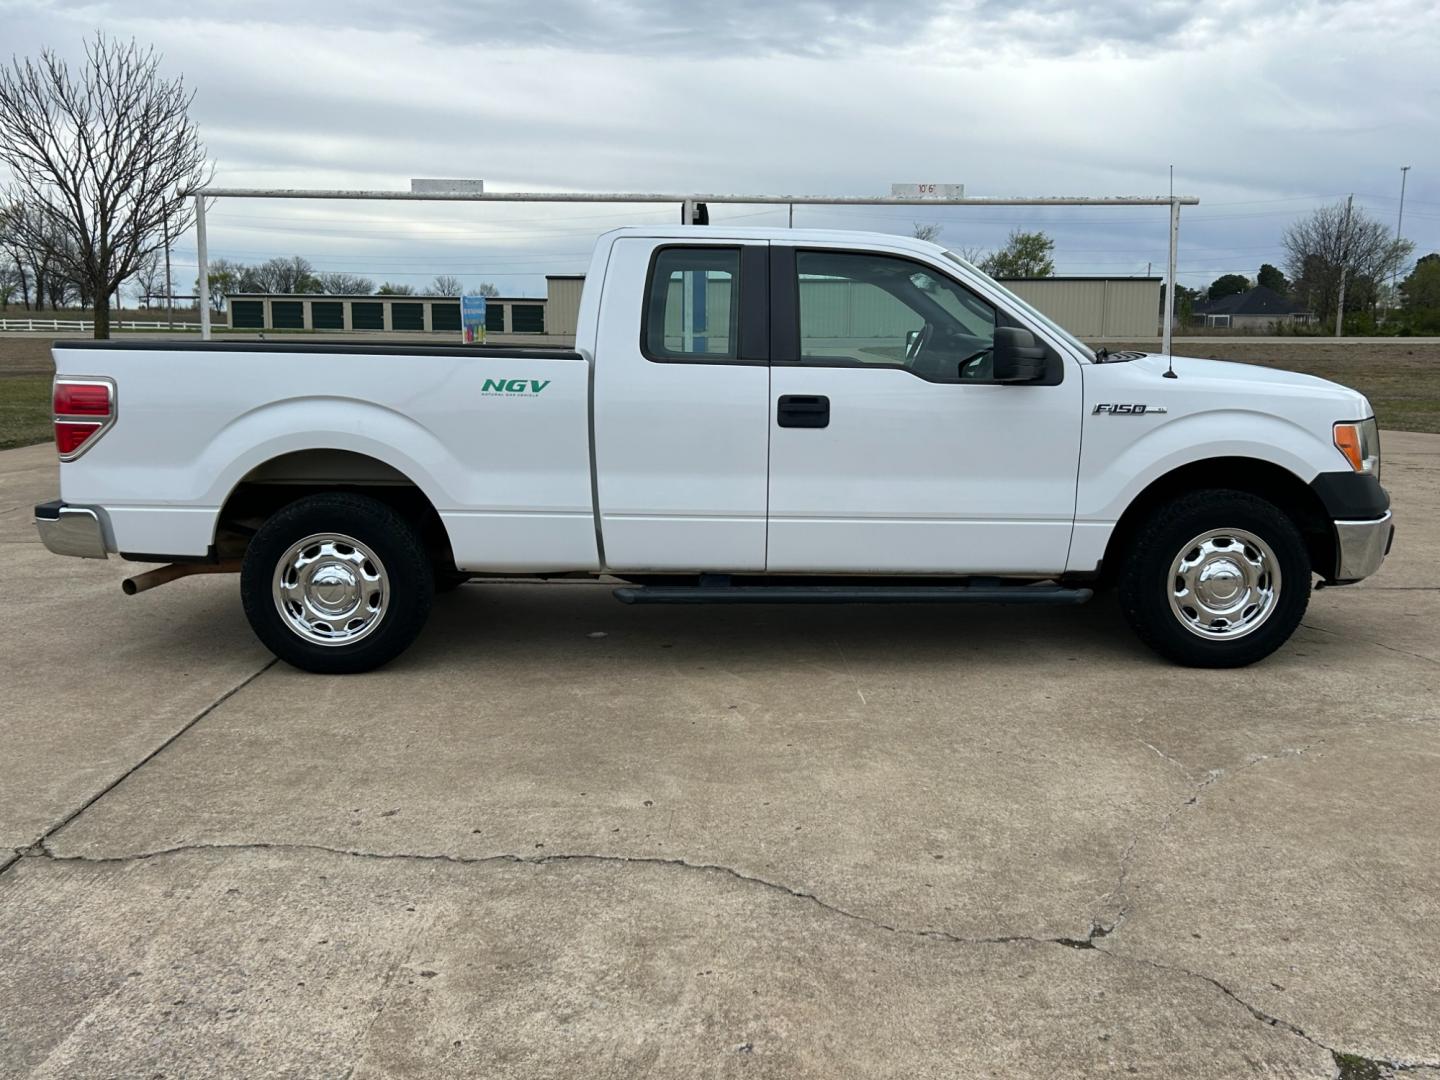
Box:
1168 528 1281 640
272 532 389 647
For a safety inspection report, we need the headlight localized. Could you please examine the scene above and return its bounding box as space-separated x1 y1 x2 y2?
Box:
1333 418 1381 480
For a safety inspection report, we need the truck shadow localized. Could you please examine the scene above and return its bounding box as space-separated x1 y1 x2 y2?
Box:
406 581 1152 673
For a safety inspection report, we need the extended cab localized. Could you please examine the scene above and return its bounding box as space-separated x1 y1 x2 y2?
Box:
35 227 1393 672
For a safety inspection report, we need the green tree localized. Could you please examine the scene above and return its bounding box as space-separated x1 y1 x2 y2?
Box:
979 230 1055 278
377 282 416 295
1206 274 1250 303
1256 263 1288 295
1400 254 1440 330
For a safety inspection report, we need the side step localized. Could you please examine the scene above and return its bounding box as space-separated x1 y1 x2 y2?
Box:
612 583 1093 606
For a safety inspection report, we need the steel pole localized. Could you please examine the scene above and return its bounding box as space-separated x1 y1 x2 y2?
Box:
1394 166 1411 291
1335 194 1353 338
195 194 210 341
1163 199 1179 357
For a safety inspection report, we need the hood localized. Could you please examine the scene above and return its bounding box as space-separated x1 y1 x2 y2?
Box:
1125 352 1372 416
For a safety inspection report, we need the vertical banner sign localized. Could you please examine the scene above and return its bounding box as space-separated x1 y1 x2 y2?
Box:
461 294 487 344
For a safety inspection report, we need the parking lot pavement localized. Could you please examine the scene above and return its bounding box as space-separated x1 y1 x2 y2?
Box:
1 434 1436 1078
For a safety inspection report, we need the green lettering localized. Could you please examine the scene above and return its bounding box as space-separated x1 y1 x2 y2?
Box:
505 379 529 392
530 380 551 393
482 378 507 392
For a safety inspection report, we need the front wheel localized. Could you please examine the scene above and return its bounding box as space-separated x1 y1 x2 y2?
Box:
241 493 434 674
1117 490 1311 668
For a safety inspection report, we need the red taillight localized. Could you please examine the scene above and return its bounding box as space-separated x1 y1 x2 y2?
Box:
53 378 115 460
55 421 103 456
54 381 112 416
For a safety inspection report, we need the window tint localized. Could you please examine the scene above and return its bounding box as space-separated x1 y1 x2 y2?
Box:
645 247 741 361
797 251 997 381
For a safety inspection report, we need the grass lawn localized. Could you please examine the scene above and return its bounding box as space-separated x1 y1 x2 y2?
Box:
0 375 53 451
1111 341 1440 435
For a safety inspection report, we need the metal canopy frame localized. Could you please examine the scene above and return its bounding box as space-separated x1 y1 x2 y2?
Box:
190 188 1199 353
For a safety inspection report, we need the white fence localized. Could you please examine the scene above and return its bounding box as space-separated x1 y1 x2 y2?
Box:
0 318 216 332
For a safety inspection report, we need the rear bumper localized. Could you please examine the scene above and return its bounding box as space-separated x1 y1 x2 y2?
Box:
1331 511 1393 583
34 500 110 559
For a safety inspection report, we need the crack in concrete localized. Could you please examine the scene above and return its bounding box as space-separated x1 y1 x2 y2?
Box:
1115 949 1440 1074
30 837 1438 1073
35 838 1106 949
1095 743 1320 943
1302 622 1440 667
0 658 279 885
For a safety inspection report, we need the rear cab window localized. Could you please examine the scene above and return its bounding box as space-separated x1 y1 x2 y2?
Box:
643 247 743 361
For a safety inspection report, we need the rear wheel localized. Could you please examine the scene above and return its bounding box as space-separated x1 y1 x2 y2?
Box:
241 493 434 673
1118 490 1310 667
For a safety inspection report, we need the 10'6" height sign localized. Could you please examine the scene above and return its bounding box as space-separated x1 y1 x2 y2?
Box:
890 183 966 198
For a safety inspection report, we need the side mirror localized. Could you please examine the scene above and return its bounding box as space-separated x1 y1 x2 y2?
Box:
991 327 1047 383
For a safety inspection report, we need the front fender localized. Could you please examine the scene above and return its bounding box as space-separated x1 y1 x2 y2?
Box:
1078 408 1339 523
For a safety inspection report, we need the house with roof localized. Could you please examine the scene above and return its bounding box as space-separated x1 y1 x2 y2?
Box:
1193 286 1313 331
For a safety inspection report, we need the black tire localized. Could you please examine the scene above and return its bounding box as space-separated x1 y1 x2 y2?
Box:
1117 489 1310 668
241 492 434 674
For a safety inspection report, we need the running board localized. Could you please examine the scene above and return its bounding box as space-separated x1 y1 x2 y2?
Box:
612 583 1093 606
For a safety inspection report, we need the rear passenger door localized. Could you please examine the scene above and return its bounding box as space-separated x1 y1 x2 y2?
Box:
592 238 771 571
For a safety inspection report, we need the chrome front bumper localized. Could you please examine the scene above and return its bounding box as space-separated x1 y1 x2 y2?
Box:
1333 511 1393 582
34 500 110 559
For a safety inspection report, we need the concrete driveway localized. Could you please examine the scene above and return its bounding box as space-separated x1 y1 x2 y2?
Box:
1 435 1436 1079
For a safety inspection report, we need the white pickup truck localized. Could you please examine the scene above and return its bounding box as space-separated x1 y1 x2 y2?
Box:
36 226 1392 673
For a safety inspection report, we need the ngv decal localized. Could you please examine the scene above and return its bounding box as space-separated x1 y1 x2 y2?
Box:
481 378 552 397
1093 403 1168 415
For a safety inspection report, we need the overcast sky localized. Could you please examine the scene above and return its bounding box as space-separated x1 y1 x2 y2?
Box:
3 0 1437 298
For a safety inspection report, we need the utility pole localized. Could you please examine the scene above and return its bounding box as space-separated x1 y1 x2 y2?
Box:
1335 193 1353 338
162 211 173 330
1393 165 1411 291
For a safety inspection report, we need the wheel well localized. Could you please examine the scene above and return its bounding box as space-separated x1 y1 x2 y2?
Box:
215 449 454 568
1098 458 1335 585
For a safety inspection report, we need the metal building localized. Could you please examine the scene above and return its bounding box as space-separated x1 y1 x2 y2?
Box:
225 274 1161 343
223 293 551 337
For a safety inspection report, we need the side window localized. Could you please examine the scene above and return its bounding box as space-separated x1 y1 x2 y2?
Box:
796 251 997 381
644 247 741 361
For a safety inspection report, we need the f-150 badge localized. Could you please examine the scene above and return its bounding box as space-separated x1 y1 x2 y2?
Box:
1093 403 1168 415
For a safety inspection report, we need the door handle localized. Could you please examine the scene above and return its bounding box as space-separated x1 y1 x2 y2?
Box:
777 394 830 428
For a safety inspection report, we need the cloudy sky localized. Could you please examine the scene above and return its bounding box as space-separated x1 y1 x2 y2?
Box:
3 0 1437 298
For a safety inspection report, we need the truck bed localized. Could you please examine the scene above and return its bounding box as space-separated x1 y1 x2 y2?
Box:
52 339 598 571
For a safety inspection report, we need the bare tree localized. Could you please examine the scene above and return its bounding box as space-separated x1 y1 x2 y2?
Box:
948 244 987 264
315 271 374 295
426 274 464 296
911 223 942 242
0 255 19 308
1283 201 1413 325
466 282 499 297
0 35 211 337
253 255 318 294
134 248 165 309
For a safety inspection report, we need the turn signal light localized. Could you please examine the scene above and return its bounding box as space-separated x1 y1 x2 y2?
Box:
1333 424 1363 471
1332 418 1381 478
53 377 115 461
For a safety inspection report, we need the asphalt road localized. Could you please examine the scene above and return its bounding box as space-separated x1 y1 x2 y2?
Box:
1 436 1436 1078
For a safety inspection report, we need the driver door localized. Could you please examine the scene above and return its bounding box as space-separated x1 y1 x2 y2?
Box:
765 244 1083 574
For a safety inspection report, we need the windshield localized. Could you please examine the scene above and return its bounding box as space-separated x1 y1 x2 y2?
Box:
940 250 1096 362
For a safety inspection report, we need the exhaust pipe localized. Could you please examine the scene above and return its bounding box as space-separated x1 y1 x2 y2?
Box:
122 560 243 595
